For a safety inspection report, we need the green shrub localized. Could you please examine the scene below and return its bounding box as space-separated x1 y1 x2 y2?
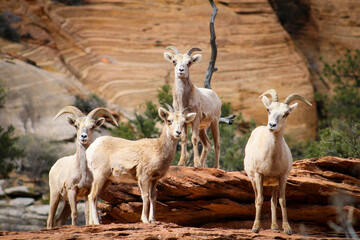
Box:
52 0 84 6
74 93 106 114
0 125 23 178
292 50 360 159
0 14 20 42
16 134 62 179
0 80 6 107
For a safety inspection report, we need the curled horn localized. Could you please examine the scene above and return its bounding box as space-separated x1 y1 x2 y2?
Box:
87 107 119 126
181 107 191 115
166 46 179 55
283 94 312 106
161 102 174 113
259 89 279 102
53 106 84 121
186 47 202 56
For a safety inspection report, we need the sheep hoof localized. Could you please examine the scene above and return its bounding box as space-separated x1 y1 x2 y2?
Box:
271 223 279 230
283 223 292 235
251 227 260 233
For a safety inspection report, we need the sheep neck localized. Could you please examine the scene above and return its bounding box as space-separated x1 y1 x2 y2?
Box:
157 127 178 166
74 142 90 187
173 75 194 111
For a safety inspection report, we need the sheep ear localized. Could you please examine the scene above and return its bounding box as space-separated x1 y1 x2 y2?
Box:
262 96 271 108
95 117 105 128
158 107 169 121
185 112 196 123
164 52 173 63
191 54 202 64
67 116 76 126
289 103 298 112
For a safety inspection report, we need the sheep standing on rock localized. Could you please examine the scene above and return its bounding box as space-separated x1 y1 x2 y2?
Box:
86 104 196 225
244 89 312 235
47 106 118 228
164 46 222 168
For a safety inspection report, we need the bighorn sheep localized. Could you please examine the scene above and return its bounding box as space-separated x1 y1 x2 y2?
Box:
86 104 196 225
47 106 118 228
164 46 222 168
244 89 312 235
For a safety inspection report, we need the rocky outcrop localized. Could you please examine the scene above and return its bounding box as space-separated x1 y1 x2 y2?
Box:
99 157 360 228
0 0 317 140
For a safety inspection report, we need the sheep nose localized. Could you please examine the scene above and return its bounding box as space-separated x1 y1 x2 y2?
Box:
176 130 181 135
269 123 277 128
81 134 88 139
179 68 184 72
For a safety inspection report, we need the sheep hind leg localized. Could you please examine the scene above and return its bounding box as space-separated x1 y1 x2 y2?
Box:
88 175 108 225
271 185 279 230
198 129 211 168
148 180 158 223
55 201 71 226
252 173 263 233
47 191 61 229
279 176 292 235
177 125 188 166
210 121 220 169
139 179 150 223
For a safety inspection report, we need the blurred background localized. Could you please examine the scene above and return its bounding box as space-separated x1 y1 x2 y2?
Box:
0 0 359 231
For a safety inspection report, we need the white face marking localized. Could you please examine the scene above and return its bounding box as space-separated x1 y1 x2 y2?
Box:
266 102 290 132
164 51 202 80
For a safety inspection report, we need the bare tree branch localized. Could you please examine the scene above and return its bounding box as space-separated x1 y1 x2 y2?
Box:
204 0 218 90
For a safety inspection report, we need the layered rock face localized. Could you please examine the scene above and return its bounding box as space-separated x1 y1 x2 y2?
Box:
99 157 360 228
268 0 360 91
0 0 317 139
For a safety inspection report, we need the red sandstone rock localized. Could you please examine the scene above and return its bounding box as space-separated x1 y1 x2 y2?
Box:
99 157 360 228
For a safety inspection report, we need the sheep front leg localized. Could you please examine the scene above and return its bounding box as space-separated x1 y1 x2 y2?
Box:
271 185 279 230
139 179 150 223
177 124 188 166
279 176 292 235
252 172 263 233
68 189 78 226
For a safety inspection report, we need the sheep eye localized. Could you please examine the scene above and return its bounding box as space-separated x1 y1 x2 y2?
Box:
167 120 172 125
172 60 176 65
283 112 289 118
187 61 191 66
267 109 270 114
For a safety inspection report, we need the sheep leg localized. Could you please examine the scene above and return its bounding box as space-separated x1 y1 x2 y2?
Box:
68 189 78 226
47 191 61 229
139 178 150 223
198 129 211 167
279 176 292 235
191 120 201 167
85 198 89 225
88 175 108 225
149 180 158 223
252 172 263 233
55 201 71 226
271 185 279 230
178 124 188 166
210 121 220 168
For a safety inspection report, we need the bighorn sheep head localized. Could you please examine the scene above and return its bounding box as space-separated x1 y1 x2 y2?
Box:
259 89 312 132
164 46 202 79
53 106 118 145
159 103 196 140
